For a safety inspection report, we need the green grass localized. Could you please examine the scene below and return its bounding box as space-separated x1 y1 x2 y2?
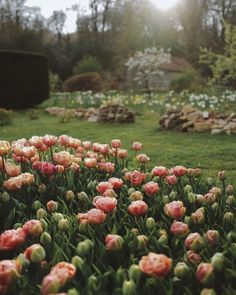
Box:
1 110 235 183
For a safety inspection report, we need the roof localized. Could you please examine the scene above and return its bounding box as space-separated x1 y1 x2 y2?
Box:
159 57 195 73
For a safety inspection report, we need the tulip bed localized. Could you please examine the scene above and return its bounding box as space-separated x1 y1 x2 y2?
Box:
0 136 235 295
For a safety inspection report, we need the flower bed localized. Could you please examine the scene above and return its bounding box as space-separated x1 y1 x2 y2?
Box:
0 137 235 295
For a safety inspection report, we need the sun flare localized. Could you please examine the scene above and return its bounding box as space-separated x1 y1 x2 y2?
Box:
151 0 179 10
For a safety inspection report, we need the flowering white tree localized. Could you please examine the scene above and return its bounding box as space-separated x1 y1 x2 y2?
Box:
126 47 171 93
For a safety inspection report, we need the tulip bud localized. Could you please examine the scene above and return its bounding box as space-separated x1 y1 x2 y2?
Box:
205 230 219 246
116 267 126 285
200 289 217 295
129 191 143 201
76 239 93 257
218 170 226 181
226 184 234 195
231 243 236 259
191 208 205 225
206 177 213 186
46 200 58 212
130 228 139 236
196 194 206 205
36 208 47 219
128 188 135 195
158 234 168 247
174 262 189 279
77 192 89 204
137 235 147 250
211 202 219 213
31 245 46 263
58 218 69 230
211 252 224 272
71 255 84 270
87 275 97 290
227 232 236 243
162 195 169 205
0 191 10 203
78 220 89 234
223 212 235 228
17 253 30 268
40 219 48 231
39 183 46 193
146 217 156 230
40 232 52 245
52 212 64 222
184 216 191 225
196 263 214 285
122 280 136 295
65 190 75 202
128 264 141 284
226 195 236 207
169 190 177 200
187 192 196 204
32 200 41 211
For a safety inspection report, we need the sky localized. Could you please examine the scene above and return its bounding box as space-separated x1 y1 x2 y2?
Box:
26 0 90 33
26 0 179 33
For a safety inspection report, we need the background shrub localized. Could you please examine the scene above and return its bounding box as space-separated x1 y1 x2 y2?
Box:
0 108 14 126
73 55 102 75
0 50 49 109
170 72 195 92
62 72 103 92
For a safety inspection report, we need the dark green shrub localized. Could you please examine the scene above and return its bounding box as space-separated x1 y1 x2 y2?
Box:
170 72 195 92
62 72 103 92
0 50 49 109
73 55 102 75
0 108 14 126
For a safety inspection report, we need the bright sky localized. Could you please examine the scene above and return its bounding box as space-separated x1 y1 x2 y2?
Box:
26 0 179 33
26 0 90 33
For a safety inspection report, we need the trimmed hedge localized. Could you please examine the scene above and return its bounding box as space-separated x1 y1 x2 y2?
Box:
62 72 103 92
0 50 49 109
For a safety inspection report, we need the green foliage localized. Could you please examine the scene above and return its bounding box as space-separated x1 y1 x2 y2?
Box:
200 21 236 86
73 55 102 75
169 72 195 92
62 72 103 93
0 108 14 126
49 71 61 93
0 50 49 109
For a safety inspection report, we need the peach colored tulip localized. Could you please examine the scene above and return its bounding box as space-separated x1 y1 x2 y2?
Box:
0 141 10 156
5 164 21 177
128 200 148 216
0 228 26 251
164 201 186 219
132 141 142 151
143 181 159 196
170 220 189 238
165 175 177 185
96 182 113 194
139 253 172 278
84 158 97 168
111 139 121 149
151 166 168 177
23 220 43 236
108 178 123 189
117 149 128 159
93 196 117 213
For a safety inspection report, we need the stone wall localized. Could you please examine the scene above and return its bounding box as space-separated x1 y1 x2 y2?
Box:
159 105 236 135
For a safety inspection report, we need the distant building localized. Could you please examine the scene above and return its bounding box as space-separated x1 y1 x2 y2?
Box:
128 57 195 91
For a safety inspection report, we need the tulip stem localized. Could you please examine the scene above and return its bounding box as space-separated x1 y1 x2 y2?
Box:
1 156 5 180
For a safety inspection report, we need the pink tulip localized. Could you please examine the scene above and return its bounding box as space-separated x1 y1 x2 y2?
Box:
165 175 177 185
105 234 124 251
5 164 21 177
129 170 146 186
196 263 214 284
164 201 186 219
96 182 113 194
186 250 201 264
132 141 142 151
23 220 43 236
78 208 106 224
84 158 97 168
108 178 123 189
53 151 72 168
111 139 121 149
58 135 69 146
0 228 26 251
151 166 168 177
40 162 57 176
171 166 187 177
128 200 148 216
93 196 117 213
117 149 128 159
139 253 172 278
143 181 159 196
42 134 57 147
170 221 189 238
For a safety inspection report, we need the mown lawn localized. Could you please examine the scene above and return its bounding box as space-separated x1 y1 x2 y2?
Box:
1 109 235 183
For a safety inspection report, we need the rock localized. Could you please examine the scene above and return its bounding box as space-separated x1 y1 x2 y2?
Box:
182 105 195 114
98 104 134 123
211 129 224 135
202 111 209 119
194 121 212 132
186 111 202 123
182 121 194 131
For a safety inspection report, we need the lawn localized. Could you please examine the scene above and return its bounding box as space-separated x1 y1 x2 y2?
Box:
1 109 235 183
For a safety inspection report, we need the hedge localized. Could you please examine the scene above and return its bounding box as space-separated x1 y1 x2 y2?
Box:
0 50 49 109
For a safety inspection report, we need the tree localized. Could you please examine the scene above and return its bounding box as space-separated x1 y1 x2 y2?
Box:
126 47 171 93
200 20 236 86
